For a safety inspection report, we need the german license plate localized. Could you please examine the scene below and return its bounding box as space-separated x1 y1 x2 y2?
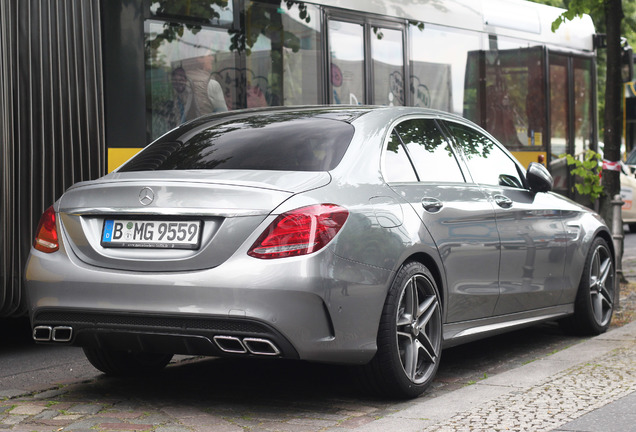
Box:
101 219 201 249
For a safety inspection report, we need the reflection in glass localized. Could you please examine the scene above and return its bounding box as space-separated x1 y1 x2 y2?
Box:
484 45 544 150
409 24 480 113
372 28 404 106
145 21 235 140
384 132 418 182
574 58 593 157
445 122 523 188
329 20 365 105
549 55 569 195
121 117 354 172
394 119 464 182
150 0 233 26
245 1 321 107
464 43 546 151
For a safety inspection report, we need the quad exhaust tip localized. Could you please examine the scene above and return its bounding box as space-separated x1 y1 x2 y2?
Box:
213 335 281 356
33 325 73 342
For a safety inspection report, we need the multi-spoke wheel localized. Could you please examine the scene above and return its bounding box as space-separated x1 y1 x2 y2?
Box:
363 261 442 399
561 237 615 335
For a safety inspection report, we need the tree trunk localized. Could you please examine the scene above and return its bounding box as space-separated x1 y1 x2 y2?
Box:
599 0 624 228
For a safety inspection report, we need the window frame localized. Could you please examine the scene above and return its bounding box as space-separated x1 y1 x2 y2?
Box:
323 9 408 106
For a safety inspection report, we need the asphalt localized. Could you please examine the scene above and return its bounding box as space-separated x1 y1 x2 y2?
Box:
1 254 636 431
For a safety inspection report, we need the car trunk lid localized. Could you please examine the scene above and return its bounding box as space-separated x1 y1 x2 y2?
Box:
57 170 331 271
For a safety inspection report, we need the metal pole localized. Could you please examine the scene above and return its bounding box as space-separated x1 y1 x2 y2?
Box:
612 194 624 308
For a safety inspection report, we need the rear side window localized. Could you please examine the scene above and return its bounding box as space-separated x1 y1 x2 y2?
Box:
383 130 418 182
394 119 465 183
120 117 354 172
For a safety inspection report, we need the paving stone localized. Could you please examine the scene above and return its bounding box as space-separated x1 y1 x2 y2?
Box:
154 426 193 432
0 389 28 399
10 404 48 415
67 403 104 415
99 422 155 431
31 409 59 420
31 388 68 400
134 412 172 424
1 415 28 425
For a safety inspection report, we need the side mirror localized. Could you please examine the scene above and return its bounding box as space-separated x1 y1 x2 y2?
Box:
526 162 553 193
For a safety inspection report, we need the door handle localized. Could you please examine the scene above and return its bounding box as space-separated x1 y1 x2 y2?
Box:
494 194 513 209
421 197 443 213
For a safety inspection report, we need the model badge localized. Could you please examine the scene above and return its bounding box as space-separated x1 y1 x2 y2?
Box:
139 187 154 206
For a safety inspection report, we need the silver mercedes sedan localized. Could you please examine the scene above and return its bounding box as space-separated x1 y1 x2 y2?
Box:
26 106 615 398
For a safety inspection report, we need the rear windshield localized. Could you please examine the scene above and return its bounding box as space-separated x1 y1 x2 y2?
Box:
120 117 355 172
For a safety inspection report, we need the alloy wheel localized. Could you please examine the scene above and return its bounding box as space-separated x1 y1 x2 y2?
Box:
395 274 441 384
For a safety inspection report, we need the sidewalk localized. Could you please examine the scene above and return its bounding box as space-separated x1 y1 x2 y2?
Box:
369 321 636 432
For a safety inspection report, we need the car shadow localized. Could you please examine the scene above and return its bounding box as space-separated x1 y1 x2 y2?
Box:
57 322 585 409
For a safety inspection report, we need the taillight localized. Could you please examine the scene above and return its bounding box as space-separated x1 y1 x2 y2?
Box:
34 206 59 253
248 204 349 259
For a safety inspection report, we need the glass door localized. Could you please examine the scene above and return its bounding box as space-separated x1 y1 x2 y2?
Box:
327 16 405 106
328 20 365 105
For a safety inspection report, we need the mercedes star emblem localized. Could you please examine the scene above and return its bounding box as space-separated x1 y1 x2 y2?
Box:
139 187 155 206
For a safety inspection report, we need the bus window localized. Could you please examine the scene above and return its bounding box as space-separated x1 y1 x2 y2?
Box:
245 1 322 107
463 40 547 168
144 21 237 141
549 55 569 195
371 27 404 106
483 43 545 151
409 23 480 114
329 20 365 105
574 57 594 157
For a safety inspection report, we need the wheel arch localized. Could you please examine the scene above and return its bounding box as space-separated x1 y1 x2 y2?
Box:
594 228 615 262
402 252 446 313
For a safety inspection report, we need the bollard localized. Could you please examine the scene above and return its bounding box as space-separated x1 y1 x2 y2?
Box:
611 194 624 308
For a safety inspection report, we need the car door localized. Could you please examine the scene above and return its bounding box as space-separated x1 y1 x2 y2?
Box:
442 120 568 315
383 117 501 322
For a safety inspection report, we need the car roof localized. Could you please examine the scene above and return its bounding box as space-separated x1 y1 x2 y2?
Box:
156 105 475 144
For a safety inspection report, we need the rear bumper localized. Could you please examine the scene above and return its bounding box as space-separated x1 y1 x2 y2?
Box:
31 309 300 359
25 245 393 364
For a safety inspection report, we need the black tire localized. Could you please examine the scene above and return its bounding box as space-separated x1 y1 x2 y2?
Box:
362 261 442 399
629 223 636 233
83 347 173 376
561 237 615 335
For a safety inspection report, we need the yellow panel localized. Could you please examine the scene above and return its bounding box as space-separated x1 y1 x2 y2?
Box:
512 151 547 169
108 148 143 173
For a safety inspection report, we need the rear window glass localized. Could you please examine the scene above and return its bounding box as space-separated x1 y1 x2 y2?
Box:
120 117 355 172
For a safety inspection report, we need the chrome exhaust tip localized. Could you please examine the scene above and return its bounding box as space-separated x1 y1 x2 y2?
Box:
52 326 73 342
213 335 247 354
243 338 281 356
33 326 52 342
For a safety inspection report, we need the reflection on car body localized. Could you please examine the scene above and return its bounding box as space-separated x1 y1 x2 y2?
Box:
26 106 616 398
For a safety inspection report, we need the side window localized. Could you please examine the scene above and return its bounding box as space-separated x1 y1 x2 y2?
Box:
383 131 418 182
394 119 465 183
445 122 524 188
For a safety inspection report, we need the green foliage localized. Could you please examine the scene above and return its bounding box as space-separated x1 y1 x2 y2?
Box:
549 0 605 32
562 150 604 201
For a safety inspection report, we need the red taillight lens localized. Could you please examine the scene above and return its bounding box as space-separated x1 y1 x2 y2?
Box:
248 204 349 259
34 206 59 253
